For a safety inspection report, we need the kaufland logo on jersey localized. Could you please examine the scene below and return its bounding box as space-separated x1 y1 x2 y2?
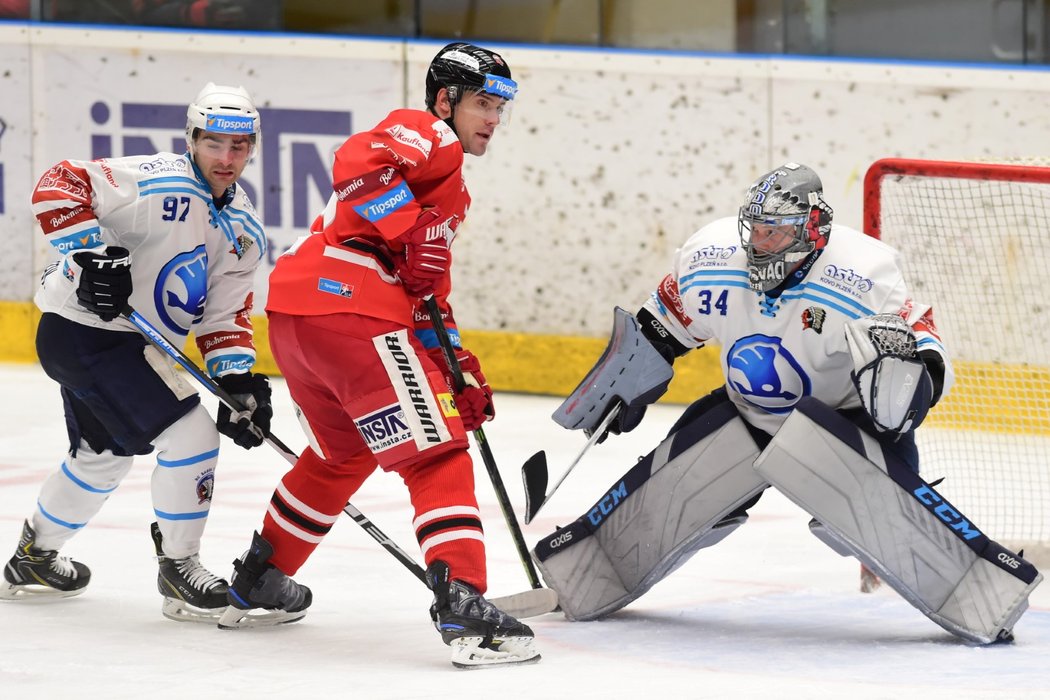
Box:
483 74 518 100
205 114 255 134
386 124 432 159
353 181 414 222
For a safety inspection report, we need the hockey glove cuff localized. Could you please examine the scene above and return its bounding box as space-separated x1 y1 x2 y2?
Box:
427 348 494 432
216 372 273 449
394 208 453 298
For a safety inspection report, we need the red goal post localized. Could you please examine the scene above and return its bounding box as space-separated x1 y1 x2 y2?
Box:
863 158 1050 562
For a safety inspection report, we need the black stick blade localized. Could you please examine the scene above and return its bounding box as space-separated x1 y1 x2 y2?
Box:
521 451 549 525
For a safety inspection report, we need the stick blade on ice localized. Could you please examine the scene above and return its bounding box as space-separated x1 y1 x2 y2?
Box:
489 587 559 619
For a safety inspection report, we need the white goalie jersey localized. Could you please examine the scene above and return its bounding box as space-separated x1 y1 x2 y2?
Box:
32 152 266 377
642 216 953 435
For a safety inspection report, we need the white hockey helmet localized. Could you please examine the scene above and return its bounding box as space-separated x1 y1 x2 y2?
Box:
185 82 260 154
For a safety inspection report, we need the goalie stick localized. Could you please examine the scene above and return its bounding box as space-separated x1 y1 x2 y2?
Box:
424 296 544 591
521 403 621 524
120 304 557 618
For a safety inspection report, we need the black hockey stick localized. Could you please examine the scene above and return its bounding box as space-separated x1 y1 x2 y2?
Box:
424 296 543 590
121 305 555 615
521 402 621 524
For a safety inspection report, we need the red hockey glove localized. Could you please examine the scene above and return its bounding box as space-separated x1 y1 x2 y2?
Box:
395 209 452 298
427 347 494 432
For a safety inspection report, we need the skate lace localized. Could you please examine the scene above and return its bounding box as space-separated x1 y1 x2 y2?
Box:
174 555 224 592
49 555 79 579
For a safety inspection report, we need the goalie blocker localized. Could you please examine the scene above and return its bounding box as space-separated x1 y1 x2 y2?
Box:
755 397 1041 644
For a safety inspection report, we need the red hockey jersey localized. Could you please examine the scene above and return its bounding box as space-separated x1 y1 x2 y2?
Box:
267 109 469 333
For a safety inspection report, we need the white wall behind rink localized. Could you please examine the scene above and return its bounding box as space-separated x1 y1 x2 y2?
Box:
1 24 1047 337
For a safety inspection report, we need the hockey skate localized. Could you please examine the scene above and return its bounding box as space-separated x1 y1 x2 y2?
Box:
218 531 312 630
0 520 91 600
427 561 540 669
150 522 229 622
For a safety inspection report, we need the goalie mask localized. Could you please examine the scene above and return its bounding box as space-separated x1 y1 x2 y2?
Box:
425 42 518 128
738 162 833 292
185 82 260 158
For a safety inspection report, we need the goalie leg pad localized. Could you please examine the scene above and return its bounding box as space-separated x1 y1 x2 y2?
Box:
754 397 1043 644
533 399 766 621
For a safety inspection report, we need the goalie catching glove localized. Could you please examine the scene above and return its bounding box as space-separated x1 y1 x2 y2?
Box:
215 372 273 449
395 208 453 298
844 313 934 436
427 347 494 432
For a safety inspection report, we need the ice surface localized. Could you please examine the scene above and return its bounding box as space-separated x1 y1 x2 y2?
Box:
0 364 1047 698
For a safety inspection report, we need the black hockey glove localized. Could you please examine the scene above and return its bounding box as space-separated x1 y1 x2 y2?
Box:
215 372 272 449
72 247 133 322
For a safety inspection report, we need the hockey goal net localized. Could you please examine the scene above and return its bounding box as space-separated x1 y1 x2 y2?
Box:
864 158 1050 564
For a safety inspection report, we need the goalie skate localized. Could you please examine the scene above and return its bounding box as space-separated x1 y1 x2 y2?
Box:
0 520 90 600
427 560 541 669
151 522 228 623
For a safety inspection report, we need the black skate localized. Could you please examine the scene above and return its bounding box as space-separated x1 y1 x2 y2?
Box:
427 560 540 669
218 531 312 630
150 522 228 623
0 520 90 600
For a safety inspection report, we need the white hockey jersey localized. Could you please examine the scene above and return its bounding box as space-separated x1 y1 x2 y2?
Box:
643 216 953 436
33 152 266 377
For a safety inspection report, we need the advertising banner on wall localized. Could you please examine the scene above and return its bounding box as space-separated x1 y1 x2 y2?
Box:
25 28 405 307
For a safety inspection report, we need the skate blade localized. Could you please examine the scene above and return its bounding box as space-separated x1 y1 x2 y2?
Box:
0 580 87 601
161 597 226 623
216 605 307 630
489 588 559 619
449 636 541 669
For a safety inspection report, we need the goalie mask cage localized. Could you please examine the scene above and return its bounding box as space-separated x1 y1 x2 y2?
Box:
864 158 1050 564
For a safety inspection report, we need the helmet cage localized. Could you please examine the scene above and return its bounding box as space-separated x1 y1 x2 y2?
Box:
738 209 817 291
737 163 832 292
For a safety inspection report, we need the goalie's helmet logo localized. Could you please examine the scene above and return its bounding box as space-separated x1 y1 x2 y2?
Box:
726 334 811 414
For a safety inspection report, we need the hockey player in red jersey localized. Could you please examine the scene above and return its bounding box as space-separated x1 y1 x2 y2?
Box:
220 42 539 668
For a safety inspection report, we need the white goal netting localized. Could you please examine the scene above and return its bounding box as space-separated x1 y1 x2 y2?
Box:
865 158 1050 562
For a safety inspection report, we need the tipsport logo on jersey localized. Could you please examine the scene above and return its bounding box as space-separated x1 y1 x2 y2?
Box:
726 334 812 414
87 99 352 262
